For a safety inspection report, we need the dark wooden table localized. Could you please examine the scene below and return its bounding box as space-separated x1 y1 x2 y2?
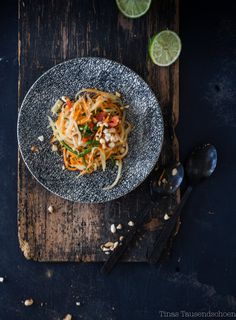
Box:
1 0 236 319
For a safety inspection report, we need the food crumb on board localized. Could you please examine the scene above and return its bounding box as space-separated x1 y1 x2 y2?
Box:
162 177 168 184
45 269 54 278
119 236 124 242
48 205 54 213
116 223 122 230
100 241 113 252
24 298 34 306
172 168 178 176
164 213 170 220
128 221 134 227
110 224 116 233
113 241 119 250
100 240 119 253
63 314 72 320
0 277 4 283
100 246 109 252
75 301 81 306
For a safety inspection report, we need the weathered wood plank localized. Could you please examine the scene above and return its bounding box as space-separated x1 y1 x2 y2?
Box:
18 0 179 262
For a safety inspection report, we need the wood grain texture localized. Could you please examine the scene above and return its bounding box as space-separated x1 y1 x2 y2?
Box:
18 0 179 262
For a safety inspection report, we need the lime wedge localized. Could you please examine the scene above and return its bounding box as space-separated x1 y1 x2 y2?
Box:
116 0 152 18
149 30 181 66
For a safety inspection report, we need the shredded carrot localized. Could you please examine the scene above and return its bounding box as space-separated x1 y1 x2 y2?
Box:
49 88 131 189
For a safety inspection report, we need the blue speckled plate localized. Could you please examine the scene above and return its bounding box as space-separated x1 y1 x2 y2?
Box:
17 58 163 203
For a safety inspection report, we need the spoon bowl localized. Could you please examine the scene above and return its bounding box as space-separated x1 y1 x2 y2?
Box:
150 162 184 198
185 144 217 185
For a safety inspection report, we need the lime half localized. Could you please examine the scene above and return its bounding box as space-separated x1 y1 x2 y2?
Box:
149 30 181 66
116 0 152 18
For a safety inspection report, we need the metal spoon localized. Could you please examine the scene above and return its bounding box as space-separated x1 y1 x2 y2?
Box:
148 143 217 264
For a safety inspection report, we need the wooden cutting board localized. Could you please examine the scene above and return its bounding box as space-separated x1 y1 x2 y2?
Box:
18 0 179 262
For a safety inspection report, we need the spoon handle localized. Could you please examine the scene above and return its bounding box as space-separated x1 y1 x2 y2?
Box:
148 185 193 264
101 202 154 274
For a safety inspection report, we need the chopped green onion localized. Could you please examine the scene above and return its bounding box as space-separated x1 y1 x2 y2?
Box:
83 131 93 137
83 124 89 131
61 141 92 158
79 148 93 157
93 124 98 131
86 140 100 147
82 124 93 137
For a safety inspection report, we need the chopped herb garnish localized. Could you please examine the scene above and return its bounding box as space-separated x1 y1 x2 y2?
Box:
61 141 92 158
82 124 93 137
78 148 93 157
78 124 94 137
83 131 93 137
86 140 100 147
93 124 98 131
